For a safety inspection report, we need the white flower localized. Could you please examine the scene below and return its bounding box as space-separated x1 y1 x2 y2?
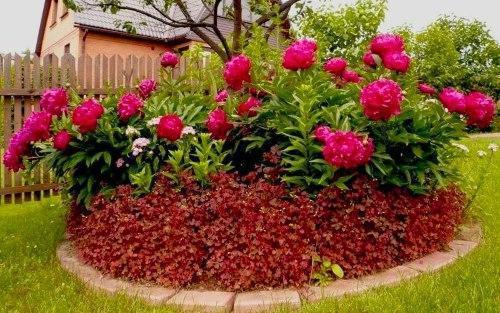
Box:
125 126 140 137
132 137 151 156
477 150 487 157
115 158 125 168
444 108 449 113
181 126 196 137
451 142 469 153
147 117 161 127
488 143 498 152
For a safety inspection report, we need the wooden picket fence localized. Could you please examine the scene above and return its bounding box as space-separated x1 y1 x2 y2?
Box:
0 52 195 204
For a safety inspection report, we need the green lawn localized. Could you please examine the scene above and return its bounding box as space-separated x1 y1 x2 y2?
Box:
0 138 498 313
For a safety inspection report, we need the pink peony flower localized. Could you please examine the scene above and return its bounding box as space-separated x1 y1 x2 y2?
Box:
382 52 411 73
322 131 374 169
314 125 333 143
369 34 405 55
3 129 32 172
23 111 53 142
438 88 466 113
324 58 348 75
341 70 362 84
237 96 262 117
223 55 252 91
215 90 229 103
53 130 71 151
464 92 496 129
117 93 144 121
160 51 179 68
206 108 233 140
157 114 184 141
362 52 377 68
72 98 104 134
360 79 403 120
40 88 68 117
282 38 318 71
417 83 436 95
138 79 157 99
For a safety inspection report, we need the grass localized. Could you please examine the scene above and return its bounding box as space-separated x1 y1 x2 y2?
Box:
0 138 498 313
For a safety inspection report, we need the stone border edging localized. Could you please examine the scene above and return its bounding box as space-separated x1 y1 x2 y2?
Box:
57 223 481 313
469 132 500 139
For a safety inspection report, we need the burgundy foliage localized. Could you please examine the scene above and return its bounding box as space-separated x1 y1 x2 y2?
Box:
67 173 464 291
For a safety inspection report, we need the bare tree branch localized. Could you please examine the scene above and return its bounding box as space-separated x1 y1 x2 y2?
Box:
233 0 243 53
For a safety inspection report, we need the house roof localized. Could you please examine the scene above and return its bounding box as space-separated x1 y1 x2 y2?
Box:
36 0 261 55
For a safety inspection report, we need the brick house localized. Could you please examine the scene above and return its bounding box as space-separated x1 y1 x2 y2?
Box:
36 0 262 59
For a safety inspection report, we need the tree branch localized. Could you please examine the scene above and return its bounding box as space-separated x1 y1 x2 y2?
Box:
233 0 243 53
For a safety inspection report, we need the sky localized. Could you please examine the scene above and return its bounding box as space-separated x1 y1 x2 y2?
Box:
0 0 499 53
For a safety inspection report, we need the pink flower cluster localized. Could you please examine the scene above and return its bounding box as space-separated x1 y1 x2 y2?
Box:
157 114 184 141
3 112 53 171
117 93 144 121
418 83 436 95
439 87 465 113
365 34 411 73
207 108 233 140
40 88 69 117
360 79 404 120
315 127 374 169
72 99 105 134
282 39 318 71
224 55 252 90
53 130 72 151
323 58 361 84
138 79 157 99
160 51 179 68
215 90 229 103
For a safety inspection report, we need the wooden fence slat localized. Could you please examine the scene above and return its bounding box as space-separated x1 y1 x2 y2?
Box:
109 55 116 88
3 97 13 203
117 55 124 86
12 97 23 203
14 54 22 89
146 56 153 79
85 54 93 90
23 53 31 91
94 54 101 89
101 55 109 87
138 56 145 80
42 55 52 89
32 55 41 90
51 54 59 87
78 55 85 88
3 53 12 88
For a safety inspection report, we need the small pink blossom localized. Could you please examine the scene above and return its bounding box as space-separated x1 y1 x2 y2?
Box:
53 130 71 151
237 96 262 117
157 114 183 141
138 79 157 99
382 52 411 73
418 83 436 95
40 88 69 117
370 34 405 55
117 93 143 121
72 98 104 134
324 58 348 75
206 108 233 140
322 131 374 169
314 125 333 144
464 92 496 129
160 51 179 68
362 52 377 68
224 55 252 91
282 39 318 71
360 79 403 120
215 90 229 103
341 70 362 84
439 88 466 113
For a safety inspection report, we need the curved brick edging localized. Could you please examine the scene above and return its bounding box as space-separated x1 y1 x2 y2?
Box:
57 223 481 313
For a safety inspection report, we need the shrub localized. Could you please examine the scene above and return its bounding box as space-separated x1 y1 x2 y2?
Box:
67 173 464 290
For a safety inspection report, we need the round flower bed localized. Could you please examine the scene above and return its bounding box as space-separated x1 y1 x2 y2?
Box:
4 33 496 292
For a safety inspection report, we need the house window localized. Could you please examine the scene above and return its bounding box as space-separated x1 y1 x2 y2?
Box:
51 0 59 26
64 44 70 54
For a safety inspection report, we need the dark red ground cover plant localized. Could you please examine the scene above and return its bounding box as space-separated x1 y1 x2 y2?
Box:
67 170 464 291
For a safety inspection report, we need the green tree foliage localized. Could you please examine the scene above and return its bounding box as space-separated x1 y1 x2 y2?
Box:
411 16 500 99
297 0 387 62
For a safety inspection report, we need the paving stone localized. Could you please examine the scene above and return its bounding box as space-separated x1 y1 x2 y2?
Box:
234 290 301 313
85 276 131 294
448 240 478 257
456 224 482 243
167 290 235 312
358 266 420 289
405 251 456 273
302 279 365 302
124 285 178 304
